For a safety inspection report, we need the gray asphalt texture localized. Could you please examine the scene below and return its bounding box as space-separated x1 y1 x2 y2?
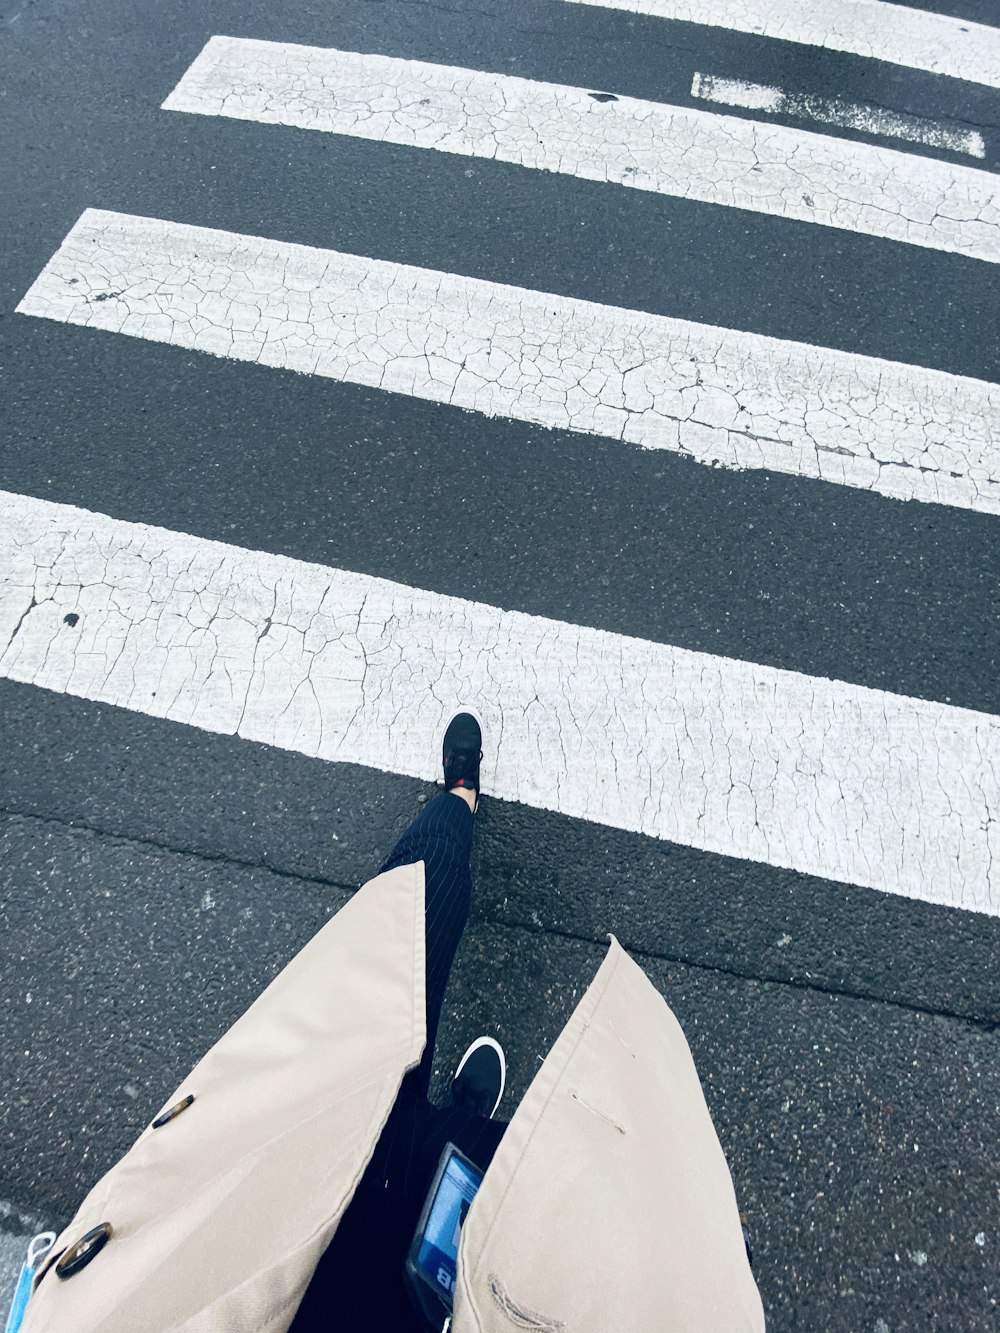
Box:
1 1 999 1329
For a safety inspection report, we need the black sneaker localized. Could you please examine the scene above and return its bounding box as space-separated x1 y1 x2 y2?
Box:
450 1036 506 1119
442 708 483 807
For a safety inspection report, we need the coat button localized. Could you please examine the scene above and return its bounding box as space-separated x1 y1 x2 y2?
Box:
55 1223 113 1279
151 1093 195 1128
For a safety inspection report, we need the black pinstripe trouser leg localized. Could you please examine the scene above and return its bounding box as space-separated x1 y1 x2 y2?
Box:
377 789 477 1097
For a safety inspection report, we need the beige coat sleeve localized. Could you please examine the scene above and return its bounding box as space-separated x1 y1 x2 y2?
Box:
22 863 426 1333
453 938 765 1333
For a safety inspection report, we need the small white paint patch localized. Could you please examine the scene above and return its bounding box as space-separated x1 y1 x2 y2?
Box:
691 73 986 159
16 210 1000 516
162 39 1000 263
1 491 998 916
559 0 1000 90
692 72 782 114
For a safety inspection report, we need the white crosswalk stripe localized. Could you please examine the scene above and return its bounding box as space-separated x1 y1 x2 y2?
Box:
556 0 1000 89
16 209 1000 516
2 490 997 915
163 39 1000 263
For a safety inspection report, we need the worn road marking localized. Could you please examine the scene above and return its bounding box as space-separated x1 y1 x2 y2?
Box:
17 210 1000 516
163 38 1000 264
691 72 986 159
2 491 996 914
557 0 1000 89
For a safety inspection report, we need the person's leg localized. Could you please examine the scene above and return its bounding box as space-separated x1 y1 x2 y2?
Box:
376 709 483 1097
292 715 491 1330
378 788 475 1096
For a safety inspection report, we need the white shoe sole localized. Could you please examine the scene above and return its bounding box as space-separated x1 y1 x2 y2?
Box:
453 1035 506 1119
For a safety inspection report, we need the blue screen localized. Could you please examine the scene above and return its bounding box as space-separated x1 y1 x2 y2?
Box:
414 1152 483 1302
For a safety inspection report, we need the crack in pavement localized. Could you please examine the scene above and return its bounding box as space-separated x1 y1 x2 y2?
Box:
493 915 1000 1032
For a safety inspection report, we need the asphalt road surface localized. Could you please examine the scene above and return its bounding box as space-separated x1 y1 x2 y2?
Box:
1 0 998 1328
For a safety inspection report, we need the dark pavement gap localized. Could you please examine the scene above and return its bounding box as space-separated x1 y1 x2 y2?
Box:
0 806 362 898
5 101 1000 381
6 0 998 153
2 682 998 1025
3 804 996 1032
493 913 1000 1033
3 327 997 716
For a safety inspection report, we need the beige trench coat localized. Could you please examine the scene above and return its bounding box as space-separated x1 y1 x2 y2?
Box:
23 863 764 1333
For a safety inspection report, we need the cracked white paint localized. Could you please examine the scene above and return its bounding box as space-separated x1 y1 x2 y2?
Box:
691 73 986 159
16 210 1000 515
559 0 1000 90
1 491 997 915
162 39 1000 264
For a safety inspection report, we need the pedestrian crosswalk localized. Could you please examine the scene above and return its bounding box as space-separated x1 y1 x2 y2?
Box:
162 38 1000 263
17 209 999 514
5 8 999 925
